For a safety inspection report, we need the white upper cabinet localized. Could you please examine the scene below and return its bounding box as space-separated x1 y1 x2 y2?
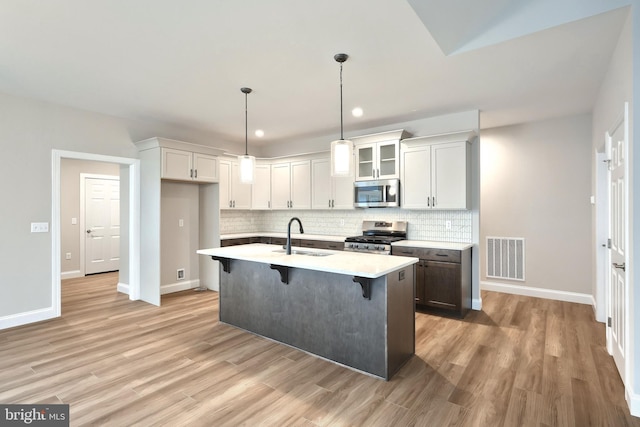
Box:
401 132 473 210
219 159 251 209
251 163 271 210
311 158 354 209
355 141 399 181
134 138 223 184
193 152 219 182
271 160 311 210
351 130 407 181
161 148 219 183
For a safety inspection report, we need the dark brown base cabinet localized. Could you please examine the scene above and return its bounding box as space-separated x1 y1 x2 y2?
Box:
393 246 471 318
221 236 343 251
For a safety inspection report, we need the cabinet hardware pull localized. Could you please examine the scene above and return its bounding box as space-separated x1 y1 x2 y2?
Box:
613 262 626 271
194 169 197 178
329 200 331 208
229 201 232 208
190 169 193 178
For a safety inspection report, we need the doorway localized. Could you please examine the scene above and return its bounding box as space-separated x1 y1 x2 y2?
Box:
52 150 141 318
604 102 629 387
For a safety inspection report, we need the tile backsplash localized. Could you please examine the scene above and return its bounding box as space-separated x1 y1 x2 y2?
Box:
220 209 472 242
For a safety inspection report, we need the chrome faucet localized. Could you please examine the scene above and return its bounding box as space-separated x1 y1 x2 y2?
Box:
286 217 304 254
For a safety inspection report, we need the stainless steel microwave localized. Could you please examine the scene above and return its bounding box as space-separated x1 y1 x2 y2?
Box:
354 179 400 208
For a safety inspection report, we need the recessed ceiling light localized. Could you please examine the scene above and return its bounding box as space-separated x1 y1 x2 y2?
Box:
255 129 264 137
352 107 363 117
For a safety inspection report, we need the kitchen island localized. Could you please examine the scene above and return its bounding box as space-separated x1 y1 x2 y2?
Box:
197 243 418 380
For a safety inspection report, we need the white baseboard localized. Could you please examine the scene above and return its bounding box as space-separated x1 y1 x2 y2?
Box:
0 307 57 331
628 385 640 417
472 297 482 311
61 270 82 280
161 279 200 295
117 282 129 295
480 280 593 305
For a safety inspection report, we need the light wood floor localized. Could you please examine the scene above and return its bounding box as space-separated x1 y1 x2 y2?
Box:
0 272 638 426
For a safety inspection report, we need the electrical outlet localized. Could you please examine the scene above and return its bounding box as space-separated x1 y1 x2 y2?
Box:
179 219 184 227
340 219 345 226
177 268 185 280
445 221 452 230
65 253 71 260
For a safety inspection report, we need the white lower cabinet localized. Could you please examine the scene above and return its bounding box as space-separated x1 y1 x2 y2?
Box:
219 159 251 209
401 137 470 210
271 160 311 209
311 158 354 209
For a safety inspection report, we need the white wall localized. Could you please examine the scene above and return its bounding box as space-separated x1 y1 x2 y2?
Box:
0 90 236 322
161 181 200 292
260 110 480 158
480 114 593 296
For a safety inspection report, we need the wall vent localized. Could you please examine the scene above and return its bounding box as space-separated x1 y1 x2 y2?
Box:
486 237 525 281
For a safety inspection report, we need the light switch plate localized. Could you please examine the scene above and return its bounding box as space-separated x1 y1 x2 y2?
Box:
31 222 49 233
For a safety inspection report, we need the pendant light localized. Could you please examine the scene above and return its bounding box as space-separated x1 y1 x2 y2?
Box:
330 53 353 177
238 87 255 184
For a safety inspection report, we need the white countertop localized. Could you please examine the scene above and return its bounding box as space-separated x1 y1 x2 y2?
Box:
392 240 473 251
221 233 347 242
197 243 418 279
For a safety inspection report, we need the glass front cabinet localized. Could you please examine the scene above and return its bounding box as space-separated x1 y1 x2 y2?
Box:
353 130 406 181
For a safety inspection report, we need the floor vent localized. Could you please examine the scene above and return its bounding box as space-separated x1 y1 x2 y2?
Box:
486 237 525 281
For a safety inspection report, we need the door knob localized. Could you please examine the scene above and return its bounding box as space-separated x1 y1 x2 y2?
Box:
612 262 626 271
86 229 92 234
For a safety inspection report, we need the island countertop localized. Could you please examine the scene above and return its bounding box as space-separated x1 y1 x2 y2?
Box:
197 243 418 279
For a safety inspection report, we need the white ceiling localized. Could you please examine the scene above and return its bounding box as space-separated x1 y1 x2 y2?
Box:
0 0 631 151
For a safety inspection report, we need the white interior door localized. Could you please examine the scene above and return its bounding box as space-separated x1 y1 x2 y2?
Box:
607 103 628 383
85 177 120 275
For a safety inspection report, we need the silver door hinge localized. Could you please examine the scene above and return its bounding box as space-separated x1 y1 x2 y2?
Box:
607 238 612 249
604 159 612 170
608 317 612 327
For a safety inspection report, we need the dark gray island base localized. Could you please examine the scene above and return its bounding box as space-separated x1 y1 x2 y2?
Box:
215 256 415 380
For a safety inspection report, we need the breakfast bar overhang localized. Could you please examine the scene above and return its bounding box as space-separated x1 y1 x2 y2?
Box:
198 244 418 380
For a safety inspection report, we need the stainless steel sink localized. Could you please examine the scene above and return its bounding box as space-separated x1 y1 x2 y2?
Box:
272 249 332 257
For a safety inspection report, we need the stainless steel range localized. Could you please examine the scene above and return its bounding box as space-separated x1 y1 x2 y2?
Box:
344 220 408 255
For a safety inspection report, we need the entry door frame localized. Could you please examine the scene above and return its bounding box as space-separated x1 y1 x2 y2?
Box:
52 150 141 318
604 102 630 387
80 173 120 276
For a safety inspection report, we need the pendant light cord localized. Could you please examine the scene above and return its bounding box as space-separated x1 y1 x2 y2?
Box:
339 62 344 141
244 91 249 156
